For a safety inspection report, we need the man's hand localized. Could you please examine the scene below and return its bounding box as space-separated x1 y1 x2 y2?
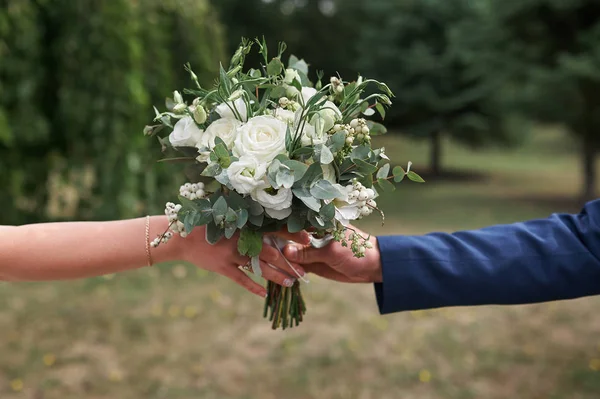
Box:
280 226 383 283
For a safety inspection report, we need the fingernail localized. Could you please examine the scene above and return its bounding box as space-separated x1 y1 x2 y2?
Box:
283 278 295 287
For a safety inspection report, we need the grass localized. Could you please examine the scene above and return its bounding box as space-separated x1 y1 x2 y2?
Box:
2 126 600 399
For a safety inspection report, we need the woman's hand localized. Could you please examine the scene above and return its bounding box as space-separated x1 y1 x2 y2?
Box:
176 226 311 297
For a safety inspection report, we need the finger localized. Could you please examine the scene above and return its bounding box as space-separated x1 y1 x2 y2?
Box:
260 245 306 277
220 267 267 297
303 263 350 283
275 228 311 245
283 243 326 265
259 261 296 287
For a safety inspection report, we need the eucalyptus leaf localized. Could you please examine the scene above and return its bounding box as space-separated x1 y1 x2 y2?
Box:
377 178 396 192
329 131 346 152
212 196 228 225
310 179 342 200
227 191 248 209
319 145 334 164
350 145 371 161
393 166 406 183
236 209 249 228
267 58 283 76
354 158 378 174
376 163 391 180
287 210 306 233
407 171 425 183
293 187 321 211
319 202 335 220
283 160 308 182
276 168 295 189
366 121 387 135
205 222 224 244
224 223 237 239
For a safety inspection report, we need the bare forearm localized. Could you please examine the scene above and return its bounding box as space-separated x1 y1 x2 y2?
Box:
0 216 185 281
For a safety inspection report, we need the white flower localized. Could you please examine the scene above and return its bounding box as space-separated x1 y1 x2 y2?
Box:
169 116 203 148
199 118 241 149
233 115 288 164
252 186 293 220
300 87 317 105
284 68 301 85
196 118 242 163
215 98 248 122
227 155 267 195
274 109 296 124
311 100 341 133
300 122 326 147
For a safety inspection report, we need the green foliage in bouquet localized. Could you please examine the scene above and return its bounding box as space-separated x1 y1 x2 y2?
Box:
146 38 423 329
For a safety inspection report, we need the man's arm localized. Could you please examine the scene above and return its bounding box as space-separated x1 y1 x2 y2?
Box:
375 199 600 314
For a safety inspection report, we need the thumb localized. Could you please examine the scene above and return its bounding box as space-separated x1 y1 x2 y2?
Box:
283 243 322 264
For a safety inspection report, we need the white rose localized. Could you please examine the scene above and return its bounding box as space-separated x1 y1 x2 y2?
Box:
227 155 267 195
196 118 242 163
199 118 241 150
252 187 293 220
310 101 342 133
169 116 203 147
215 98 248 122
284 68 301 85
233 115 288 163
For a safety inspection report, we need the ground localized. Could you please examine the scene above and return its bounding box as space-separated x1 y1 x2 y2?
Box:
1 126 600 399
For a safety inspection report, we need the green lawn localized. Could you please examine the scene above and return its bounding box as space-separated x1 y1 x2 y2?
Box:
2 127 600 399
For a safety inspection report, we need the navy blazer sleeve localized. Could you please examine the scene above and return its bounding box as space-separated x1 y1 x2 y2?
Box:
374 199 600 314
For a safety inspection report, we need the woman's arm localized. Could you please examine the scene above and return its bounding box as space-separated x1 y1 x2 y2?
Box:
0 216 309 296
0 217 179 281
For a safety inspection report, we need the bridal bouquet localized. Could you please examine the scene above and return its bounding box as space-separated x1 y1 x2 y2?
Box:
144 38 423 330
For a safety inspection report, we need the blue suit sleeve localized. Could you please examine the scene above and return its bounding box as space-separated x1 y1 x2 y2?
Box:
374 199 600 314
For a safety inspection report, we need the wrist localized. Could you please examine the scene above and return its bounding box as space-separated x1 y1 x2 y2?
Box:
147 216 190 264
368 236 383 283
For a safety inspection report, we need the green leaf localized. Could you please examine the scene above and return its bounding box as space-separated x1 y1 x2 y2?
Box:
212 196 228 225
283 160 308 182
201 162 222 177
287 210 306 233
375 103 386 120
227 191 248 210
205 222 224 244
354 158 378 174
183 211 200 234
288 54 309 74
392 166 405 182
225 208 238 223
377 178 396 192
214 143 229 160
308 211 325 228
292 187 321 211
270 85 287 99
319 202 335 220
366 121 387 135
276 168 295 189
291 146 314 158
350 145 371 161
267 57 284 76
224 223 237 239
329 131 346 153
294 162 322 188
310 179 342 200
238 228 263 257
236 209 249 228
407 171 425 183
318 145 334 164
178 196 200 212
219 63 232 94
376 163 390 180
248 212 264 227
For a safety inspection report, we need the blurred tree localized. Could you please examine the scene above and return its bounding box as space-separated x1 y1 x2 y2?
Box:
356 0 523 176
0 0 224 224
490 0 600 200
210 0 362 81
